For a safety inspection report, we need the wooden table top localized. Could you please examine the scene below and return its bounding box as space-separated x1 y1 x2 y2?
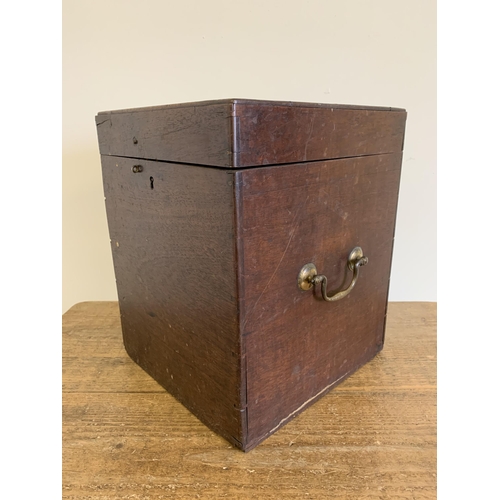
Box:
63 301 436 499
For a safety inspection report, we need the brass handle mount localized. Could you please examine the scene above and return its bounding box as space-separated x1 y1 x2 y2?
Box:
297 247 368 302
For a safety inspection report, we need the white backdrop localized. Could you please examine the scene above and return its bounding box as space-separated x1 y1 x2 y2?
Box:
63 0 436 312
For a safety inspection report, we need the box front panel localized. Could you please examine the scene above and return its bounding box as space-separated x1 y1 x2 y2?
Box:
97 102 233 167
237 153 402 448
101 156 243 446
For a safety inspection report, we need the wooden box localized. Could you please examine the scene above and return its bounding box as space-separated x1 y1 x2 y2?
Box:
96 99 407 451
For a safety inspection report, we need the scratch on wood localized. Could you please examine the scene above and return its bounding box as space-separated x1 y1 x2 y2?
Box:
264 370 351 439
303 117 315 161
96 118 111 126
243 203 305 328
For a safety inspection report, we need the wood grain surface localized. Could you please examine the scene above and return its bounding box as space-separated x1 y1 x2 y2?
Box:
96 99 406 168
63 301 436 499
232 102 406 167
236 153 402 449
96 102 233 167
100 151 403 451
101 156 243 448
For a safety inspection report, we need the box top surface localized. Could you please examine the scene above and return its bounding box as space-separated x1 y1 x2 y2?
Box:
97 98 406 115
96 98 407 168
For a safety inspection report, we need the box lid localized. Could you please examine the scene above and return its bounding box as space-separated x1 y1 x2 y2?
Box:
96 98 406 168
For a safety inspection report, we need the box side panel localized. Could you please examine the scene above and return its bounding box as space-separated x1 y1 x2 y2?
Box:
101 156 243 447
238 153 403 449
234 103 406 167
96 102 233 167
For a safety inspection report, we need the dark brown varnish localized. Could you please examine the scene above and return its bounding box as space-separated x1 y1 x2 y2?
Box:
237 153 402 449
96 98 406 168
96 98 407 451
101 156 244 448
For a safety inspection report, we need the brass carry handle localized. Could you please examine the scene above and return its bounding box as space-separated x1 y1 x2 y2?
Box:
297 247 368 302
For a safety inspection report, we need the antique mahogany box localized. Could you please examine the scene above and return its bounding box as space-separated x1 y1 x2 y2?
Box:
96 99 407 451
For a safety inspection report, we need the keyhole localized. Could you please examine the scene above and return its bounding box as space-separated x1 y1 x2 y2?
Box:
150 176 154 189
